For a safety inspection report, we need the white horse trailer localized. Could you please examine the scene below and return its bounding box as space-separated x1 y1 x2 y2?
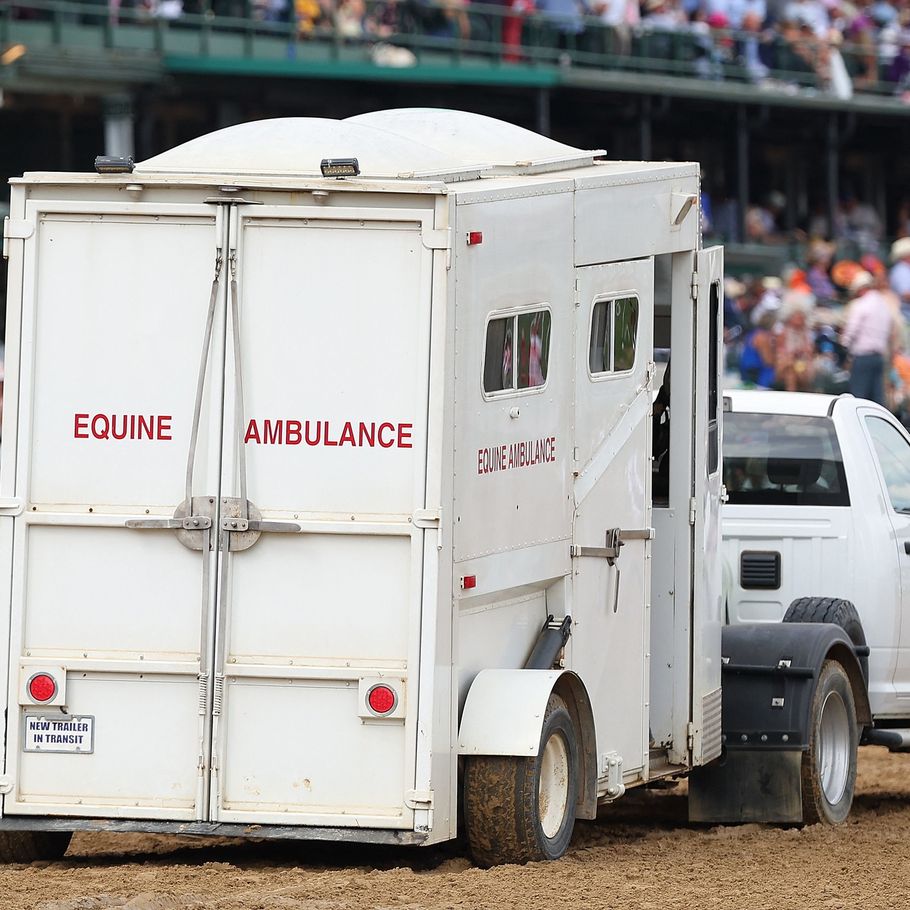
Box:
0 110 869 865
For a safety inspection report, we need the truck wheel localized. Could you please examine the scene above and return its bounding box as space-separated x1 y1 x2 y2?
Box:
0 831 71 863
463 693 578 866
784 597 867 679
801 660 858 825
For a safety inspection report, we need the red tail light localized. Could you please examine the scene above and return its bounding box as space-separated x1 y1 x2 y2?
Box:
27 673 57 703
367 684 397 715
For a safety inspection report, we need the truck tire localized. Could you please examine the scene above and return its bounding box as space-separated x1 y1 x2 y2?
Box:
0 830 71 863
463 693 578 866
801 659 858 825
784 597 867 679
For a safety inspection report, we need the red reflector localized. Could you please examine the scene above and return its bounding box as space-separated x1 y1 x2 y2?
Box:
461 575 477 590
467 231 483 246
367 684 397 715
28 673 57 703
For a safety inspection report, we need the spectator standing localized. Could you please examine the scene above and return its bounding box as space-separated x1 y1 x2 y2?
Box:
775 303 816 391
842 270 894 404
889 236 910 316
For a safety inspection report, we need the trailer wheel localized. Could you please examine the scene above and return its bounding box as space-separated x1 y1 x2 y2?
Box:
0 830 71 863
801 660 858 826
463 693 578 866
784 597 867 678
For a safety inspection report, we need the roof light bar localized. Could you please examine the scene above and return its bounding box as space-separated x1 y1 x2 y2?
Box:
320 158 360 178
94 156 135 175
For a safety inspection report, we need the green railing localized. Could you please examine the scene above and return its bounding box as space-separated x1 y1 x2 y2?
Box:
0 0 904 97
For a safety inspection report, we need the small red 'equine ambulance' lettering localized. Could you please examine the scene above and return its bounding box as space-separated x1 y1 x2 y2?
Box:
477 436 556 475
244 419 413 449
74 413 172 441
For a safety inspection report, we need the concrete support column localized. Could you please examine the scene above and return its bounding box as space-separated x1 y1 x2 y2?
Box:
103 93 135 159
737 105 749 244
536 88 551 138
826 113 839 242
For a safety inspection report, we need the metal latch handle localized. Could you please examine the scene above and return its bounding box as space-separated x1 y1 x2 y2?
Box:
127 516 212 530
221 518 301 533
570 527 653 565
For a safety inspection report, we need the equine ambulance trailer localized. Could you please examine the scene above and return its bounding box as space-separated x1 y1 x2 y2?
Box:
0 110 869 865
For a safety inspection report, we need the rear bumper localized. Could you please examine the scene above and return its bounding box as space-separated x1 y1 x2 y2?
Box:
0 816 429 846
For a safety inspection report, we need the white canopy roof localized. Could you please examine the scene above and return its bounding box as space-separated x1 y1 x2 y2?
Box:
135 109 604 180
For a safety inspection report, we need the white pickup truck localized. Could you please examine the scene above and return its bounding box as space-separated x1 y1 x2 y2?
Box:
723 389 910 745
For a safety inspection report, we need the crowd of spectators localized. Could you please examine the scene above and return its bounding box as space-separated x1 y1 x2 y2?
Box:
41 0 909 94
724 233 910 422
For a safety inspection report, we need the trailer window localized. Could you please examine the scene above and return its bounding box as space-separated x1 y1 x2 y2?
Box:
723 413 849 506
483 310 551 394
589 296 639 375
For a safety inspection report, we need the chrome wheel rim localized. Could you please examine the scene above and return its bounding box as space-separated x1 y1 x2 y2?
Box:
538 731 570 839
818 690 850 805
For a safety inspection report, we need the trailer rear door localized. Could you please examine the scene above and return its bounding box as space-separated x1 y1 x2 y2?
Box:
4 200 436 830
211 205 434 828
5 202 225 820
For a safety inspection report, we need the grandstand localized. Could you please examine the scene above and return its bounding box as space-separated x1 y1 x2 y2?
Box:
2 0 910 303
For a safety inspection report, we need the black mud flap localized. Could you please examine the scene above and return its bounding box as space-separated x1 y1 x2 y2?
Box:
689 750 803 823
687 622 870 824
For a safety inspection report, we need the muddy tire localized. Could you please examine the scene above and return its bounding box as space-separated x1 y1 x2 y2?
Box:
0 830 71 863
801 660 858 826
784 596 867 680
463 693 578 867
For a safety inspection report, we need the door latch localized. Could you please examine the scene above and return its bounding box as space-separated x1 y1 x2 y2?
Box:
126 497 216 551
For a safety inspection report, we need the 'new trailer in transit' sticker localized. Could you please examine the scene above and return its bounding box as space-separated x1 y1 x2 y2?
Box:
24 715 94 754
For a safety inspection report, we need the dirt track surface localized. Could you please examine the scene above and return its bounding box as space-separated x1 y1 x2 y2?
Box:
3 746 909 910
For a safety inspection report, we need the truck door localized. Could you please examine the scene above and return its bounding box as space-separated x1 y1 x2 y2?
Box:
209 204 435 828
857 408 910 698
690 246 724 765
571 258 654 783
4 202 225 820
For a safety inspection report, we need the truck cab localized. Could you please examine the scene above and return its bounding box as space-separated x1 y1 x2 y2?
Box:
723 388 910 721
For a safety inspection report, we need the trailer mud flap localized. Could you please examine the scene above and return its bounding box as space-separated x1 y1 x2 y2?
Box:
688 750 803 824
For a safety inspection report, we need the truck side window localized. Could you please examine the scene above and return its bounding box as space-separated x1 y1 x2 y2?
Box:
589 296 639 375
483 310 551 395
866 416 910 512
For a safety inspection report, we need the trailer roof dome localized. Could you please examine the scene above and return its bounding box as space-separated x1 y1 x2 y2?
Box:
135 109 604 180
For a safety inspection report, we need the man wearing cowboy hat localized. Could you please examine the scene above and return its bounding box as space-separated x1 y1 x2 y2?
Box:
890 237 910 316
842 269 895 405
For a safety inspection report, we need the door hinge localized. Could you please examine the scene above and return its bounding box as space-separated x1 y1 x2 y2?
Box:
690 271 699 301
574 276 580 307
422 228 452 269
2 217 34 259
688 497 697 525
413 508 440 530
405 789 434 810
0 498 24 517
687 721 695 752
0 774 12 795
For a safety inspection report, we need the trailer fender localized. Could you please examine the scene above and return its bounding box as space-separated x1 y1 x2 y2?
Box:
689 621 870 824
458 669 597 820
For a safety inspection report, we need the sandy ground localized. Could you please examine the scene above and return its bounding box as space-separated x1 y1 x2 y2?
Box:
3 746 909 910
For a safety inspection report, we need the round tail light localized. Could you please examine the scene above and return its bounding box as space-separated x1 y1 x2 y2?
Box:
367 684 397 715
27 673 57 703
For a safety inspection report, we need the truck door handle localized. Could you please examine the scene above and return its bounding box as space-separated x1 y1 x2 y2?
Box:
904 541 910 555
